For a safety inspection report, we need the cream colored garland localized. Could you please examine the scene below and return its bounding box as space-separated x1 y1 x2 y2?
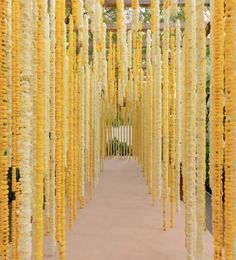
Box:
150 0 161 202
30 0 38 223
184 0 197 258
128 31 132 69
145 30 151 194
43 1 50 236
175 19 181 212
83 14 90 185
162 5 169 231
85 16 91 188
80 54 86 204
18 1 33 259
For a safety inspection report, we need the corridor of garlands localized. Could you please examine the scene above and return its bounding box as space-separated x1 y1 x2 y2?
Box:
0 0 235 260
44 158 213 259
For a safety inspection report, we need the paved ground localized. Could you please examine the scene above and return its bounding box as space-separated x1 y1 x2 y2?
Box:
44 158 213 260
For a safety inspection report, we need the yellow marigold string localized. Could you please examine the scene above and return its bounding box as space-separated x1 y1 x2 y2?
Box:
0 0 9 258
169 27 175 228
60 1 66 258
210 0 224 258
196 0 206 258
224 0 234 258
175 19 181 212
68 14 74 229
11 0 20 258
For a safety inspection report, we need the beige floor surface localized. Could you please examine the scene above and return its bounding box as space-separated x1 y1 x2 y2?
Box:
44 158 213 260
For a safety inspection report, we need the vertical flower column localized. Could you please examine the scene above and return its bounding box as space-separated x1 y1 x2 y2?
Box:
145 30 151 193
108 32 114 158
175 20 181 212
6 0 12 169
184 0 197 258
156 1 162 199
0 0 9 258
93 0 101 184
18 0 33 259
30 0 38 223
43 0 51 236
78 0 86 207
196 0 206 258
11 0 20 258
73 30 78 222
210 0 224 258
35 0 45 259
49 0 56 254
89 60 94 200
132 0 139 33
55 0 62 248
68 15 74 229
162 0 169 231
79 52 85 207
83 4 90 186
150 0 160 205
224 0 235 258
233 0 236 257
72 0 79 27
60 1 66 257
169 27 176 228
209 0 215 192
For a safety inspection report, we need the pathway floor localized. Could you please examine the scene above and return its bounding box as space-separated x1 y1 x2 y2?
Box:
44 158 213 260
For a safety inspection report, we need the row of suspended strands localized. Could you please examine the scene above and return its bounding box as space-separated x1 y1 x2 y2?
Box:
0 0 235 260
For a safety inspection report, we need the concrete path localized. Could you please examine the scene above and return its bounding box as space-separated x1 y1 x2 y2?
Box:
44 158 213 260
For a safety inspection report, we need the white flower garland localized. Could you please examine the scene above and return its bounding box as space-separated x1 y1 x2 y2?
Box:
18 1 33 259
43 0 50 237
175 20 181 211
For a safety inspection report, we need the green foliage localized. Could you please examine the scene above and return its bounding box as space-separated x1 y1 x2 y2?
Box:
140 7 150 23
8 167 20 204
104 7 117 24
205 141 211 194
107 138 132 156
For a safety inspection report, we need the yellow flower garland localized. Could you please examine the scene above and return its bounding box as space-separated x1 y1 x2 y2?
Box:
224 0 234 258
196 0 206 258
210 0 224 258
0 0 9 258
169 27 176 228
35 0 45 258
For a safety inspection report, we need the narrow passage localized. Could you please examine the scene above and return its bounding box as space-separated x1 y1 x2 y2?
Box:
45 159 213 260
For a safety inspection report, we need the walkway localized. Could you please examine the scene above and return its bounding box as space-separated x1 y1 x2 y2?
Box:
44 159 213 260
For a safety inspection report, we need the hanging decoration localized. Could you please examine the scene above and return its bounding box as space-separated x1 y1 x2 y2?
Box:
0 1 235 260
